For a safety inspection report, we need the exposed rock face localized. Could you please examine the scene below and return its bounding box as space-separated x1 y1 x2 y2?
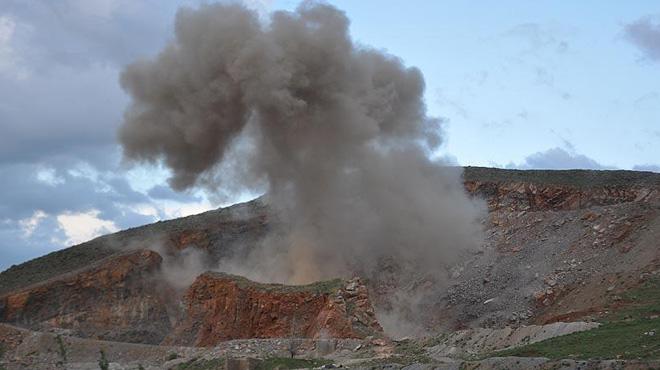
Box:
0 251 383 346
435 168 660 330
464 179 658 212
166 273 383 346
0 200 270 298
0 250 173 344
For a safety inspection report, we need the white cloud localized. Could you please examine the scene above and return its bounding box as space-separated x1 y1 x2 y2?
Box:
124 164 171 194
67 162 100 182
159 199 215 219
633 164 660 173
55 209 118 245
0 15 28 79
243 0 273 19
19 210 47 237
36 167 65 186
127 203 160 219
507 146 614 170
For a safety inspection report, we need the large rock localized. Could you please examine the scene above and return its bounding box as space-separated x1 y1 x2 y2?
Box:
0 251 383 346
0 250 173 344
165 273 384 346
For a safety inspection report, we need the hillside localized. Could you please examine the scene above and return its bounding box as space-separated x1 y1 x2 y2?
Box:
1 167 659 369
3 167 658 295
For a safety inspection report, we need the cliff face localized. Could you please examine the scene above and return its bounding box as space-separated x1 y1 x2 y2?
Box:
0 251 383 346
165 273 383 346
0 250 174 344
464 179 658 212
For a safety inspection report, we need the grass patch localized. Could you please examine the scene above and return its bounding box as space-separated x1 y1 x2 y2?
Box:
55 335 67 364
254 357 332 370
206 272 344 294
495 277 660 360
174 358 225 370
612 277 660 321
0 343 5 370
497 318 659 360
361 339 434 367
98 349 110 370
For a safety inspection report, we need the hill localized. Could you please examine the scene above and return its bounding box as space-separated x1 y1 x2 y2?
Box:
1 167 659 369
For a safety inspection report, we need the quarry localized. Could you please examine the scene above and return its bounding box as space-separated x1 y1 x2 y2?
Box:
1 1 659 369
1 167 659 369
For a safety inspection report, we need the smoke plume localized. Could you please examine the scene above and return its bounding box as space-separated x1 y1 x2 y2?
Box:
119 2 483 288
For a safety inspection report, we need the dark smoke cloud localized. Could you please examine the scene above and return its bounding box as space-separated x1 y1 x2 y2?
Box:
119 2 483 286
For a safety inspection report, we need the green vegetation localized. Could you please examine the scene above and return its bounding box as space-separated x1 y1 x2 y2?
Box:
98 349 110 370
174 358 225 370
495 277 660 360
0 343 5 370
173 356 332 370
167 352 180 361
0 241 116 296
0 199 262 296
213 272 344 294
254 357 332 370
362 339 433 367
55 335 67 363
393 339 434 365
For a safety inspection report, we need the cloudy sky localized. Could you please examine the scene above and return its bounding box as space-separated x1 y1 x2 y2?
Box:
0 0 659 270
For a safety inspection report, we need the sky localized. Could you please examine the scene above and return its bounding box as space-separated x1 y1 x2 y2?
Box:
0 0 659 270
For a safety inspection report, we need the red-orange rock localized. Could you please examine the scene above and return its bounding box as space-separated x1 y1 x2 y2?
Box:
164 273 383 347
0 250 174 344
0 251 384 346
465 180 658 211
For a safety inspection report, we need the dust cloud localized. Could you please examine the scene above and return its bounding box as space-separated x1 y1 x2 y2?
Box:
119 1 484 336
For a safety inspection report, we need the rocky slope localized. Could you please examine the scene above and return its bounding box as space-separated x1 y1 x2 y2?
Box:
1 167 659 368
0 251 382 347
2 321 658 370
2 167 659 333
165 273 382 346
433 167 660 331
0 250 172 344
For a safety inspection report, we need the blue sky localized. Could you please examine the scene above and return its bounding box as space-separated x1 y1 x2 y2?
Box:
0 0 658 270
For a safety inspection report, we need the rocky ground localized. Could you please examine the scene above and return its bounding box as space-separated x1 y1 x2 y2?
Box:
437 167 660 330
0 257 383 346
0 167 658 369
